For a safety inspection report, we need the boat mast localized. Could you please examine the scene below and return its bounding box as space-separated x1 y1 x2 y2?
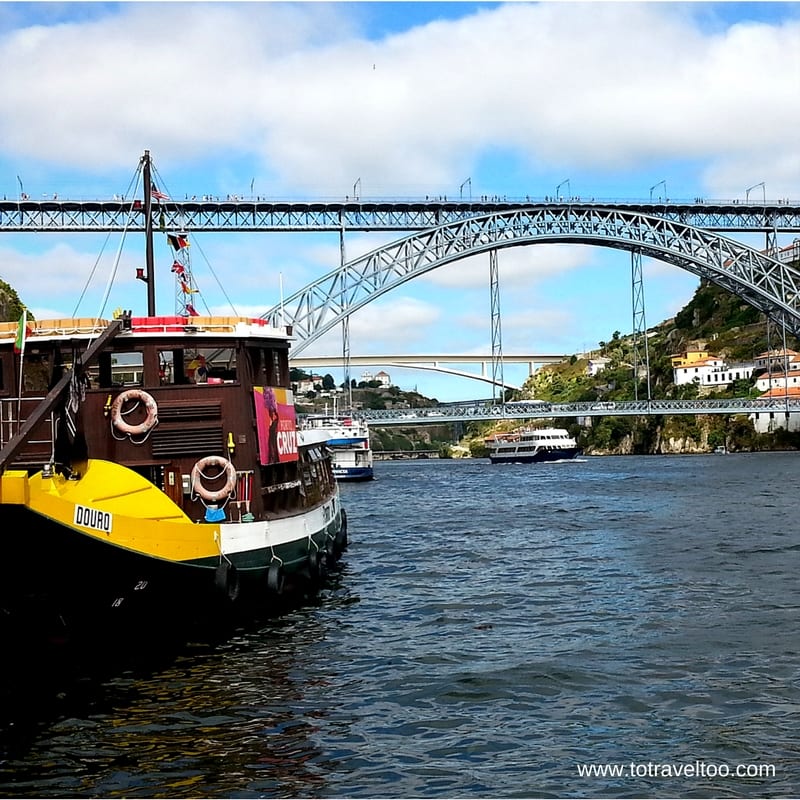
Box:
141 150 156 316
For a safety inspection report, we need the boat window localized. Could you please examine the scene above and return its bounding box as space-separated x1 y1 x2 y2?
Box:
250 347 286 387
158 349 189 385
22 349 52 393
97 351 144 387
185 348 237 384
271 349 283 384
247 348 268 386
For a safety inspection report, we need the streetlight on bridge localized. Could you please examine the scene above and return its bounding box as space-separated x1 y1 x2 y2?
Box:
746 181 765 204
649 180 666 202
555 178 570 201
460 178 472 200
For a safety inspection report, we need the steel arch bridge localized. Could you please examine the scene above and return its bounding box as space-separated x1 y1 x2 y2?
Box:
264 205 800 355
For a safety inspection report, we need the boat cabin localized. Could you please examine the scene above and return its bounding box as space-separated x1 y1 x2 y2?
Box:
0 315 335 523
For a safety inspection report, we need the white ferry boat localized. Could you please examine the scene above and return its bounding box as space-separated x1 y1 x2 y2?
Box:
486 427 581 464
300 414 375 481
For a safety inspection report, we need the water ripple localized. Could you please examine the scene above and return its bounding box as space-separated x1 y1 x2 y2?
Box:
1 454 799 797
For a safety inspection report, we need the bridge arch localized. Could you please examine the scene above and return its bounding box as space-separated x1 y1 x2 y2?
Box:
263 206 800 355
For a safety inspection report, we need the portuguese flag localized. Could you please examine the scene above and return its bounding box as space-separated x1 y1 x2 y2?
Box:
13 309 27 355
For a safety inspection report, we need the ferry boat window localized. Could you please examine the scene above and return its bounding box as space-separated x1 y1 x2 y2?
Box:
97 351 144 387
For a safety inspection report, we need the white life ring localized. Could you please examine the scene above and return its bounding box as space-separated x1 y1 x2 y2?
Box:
191 456 237 503
111 389 159 437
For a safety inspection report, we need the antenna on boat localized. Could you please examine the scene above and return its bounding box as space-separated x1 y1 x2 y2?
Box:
141 150 156 316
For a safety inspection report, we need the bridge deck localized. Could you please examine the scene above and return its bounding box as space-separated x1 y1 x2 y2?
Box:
357 398 800 425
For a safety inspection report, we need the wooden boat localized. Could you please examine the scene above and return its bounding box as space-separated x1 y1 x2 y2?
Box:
0 153 347 641
485 426 581 464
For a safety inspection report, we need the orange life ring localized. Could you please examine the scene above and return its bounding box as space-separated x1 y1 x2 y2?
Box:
111 389 158 437
191 456 237 503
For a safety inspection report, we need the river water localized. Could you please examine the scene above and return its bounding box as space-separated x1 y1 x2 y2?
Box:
0 453 798 798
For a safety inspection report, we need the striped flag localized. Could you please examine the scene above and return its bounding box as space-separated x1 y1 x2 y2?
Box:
167 233 189 251
151 186 169 202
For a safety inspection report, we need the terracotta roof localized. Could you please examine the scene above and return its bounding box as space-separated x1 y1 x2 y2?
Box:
759 386 800 399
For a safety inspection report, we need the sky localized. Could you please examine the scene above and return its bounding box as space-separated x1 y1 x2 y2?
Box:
0 1 798 401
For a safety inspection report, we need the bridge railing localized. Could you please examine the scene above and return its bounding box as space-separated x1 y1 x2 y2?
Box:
354 397 800 425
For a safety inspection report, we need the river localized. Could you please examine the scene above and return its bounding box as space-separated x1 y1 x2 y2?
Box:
0 453 798 798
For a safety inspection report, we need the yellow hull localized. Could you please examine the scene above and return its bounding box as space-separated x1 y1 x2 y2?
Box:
0 459 220 563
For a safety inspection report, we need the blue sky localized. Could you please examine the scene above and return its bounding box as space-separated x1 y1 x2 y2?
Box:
0 1 798 401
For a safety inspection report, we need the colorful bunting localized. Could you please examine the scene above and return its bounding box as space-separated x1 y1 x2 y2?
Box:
167 233 189 251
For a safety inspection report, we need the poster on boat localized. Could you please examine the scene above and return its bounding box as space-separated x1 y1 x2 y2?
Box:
254 386 298 465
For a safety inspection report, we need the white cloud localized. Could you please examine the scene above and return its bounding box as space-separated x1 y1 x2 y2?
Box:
424 244 594 289
0 1 794 398
0 3 796 196
300 294 441 356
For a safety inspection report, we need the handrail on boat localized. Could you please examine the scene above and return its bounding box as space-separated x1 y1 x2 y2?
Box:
0 320 123 473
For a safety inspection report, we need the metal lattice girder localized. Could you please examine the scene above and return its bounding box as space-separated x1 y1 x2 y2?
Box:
354 396 800 426
489 249 504 402
1 199 800 233
630 248 651 402
266 207 800 355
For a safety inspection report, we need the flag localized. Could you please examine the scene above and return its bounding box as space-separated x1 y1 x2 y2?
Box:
171 261 186 276
14 309 27 355
180 281 199 295
185 304 200 317
151 186 169 202
167 234 189 251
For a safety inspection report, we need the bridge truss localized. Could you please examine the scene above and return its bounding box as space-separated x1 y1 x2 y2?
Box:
263 205 800 354
355 397 800 426
1 198 799 234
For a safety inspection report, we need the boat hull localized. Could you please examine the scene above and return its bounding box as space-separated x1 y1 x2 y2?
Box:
0 460 346 643
332 465 375 481
488 447 581 464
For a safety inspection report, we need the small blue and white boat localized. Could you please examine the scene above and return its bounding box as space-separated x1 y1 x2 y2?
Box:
300 414 375 481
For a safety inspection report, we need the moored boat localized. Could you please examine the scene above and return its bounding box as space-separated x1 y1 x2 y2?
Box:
300 414 374 481
0 153 347 642
485 426 581 464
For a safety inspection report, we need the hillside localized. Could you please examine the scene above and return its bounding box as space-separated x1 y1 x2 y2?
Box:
0 280 27 323
463 278 800 456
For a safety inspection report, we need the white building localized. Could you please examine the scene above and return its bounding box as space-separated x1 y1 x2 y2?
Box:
750 386 800 433
360 370 392 387
754 348 799 371
587 356 611 377
295 375 324 394
673 356 724 386
673 356 755 389
754 364 800 393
